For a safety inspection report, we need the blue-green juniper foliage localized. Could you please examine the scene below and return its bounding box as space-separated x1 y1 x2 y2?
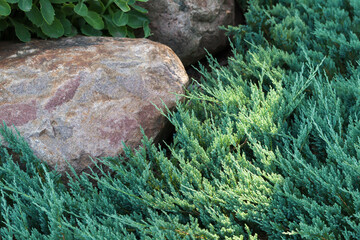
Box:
1 0 360 239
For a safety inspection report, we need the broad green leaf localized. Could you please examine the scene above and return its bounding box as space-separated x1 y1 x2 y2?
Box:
84 11 104 30
59 17 76 36
18 0 32 12
69 26 78 36
127 10 147 29
135 0 148 2
143 20 150 37
112 10 128 26
87 0 104 14
130 4 148 14
6 0 18 4
126 28 134 38
54 8 66 19
114 0 130 12
74 2 88 17
104 15 126 37
33 25 47 38
0 0 11 16
40 0 55 25
50 0 77 3
41 18 64 38
80 22 102 36
61 3 75 16
12 20 31 42
26 6 44 27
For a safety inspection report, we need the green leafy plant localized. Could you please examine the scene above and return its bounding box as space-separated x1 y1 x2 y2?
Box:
0 0 150 42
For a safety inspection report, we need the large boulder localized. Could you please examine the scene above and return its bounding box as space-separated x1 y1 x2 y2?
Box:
140 0 235 66
0 36 189 173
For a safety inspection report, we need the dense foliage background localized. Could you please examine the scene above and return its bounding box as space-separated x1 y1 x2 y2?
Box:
0 0 150 42
1 0 360 239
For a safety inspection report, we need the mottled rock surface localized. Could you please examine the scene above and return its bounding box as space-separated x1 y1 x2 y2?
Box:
139 0 235 66
0 36 188 173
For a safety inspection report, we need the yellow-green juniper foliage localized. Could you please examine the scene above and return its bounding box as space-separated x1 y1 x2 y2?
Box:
1 0 360 239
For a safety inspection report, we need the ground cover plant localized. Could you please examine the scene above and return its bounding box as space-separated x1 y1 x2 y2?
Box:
0 0 150 42
1 0 360 239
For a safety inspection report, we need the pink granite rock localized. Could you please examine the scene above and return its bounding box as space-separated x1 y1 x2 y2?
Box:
139 0 235 66
0 36 189 173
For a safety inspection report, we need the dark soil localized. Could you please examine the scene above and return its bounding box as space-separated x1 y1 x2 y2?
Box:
185 43 233 83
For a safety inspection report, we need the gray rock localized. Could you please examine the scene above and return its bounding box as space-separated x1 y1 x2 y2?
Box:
0 36 189 173
140 0 235 66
